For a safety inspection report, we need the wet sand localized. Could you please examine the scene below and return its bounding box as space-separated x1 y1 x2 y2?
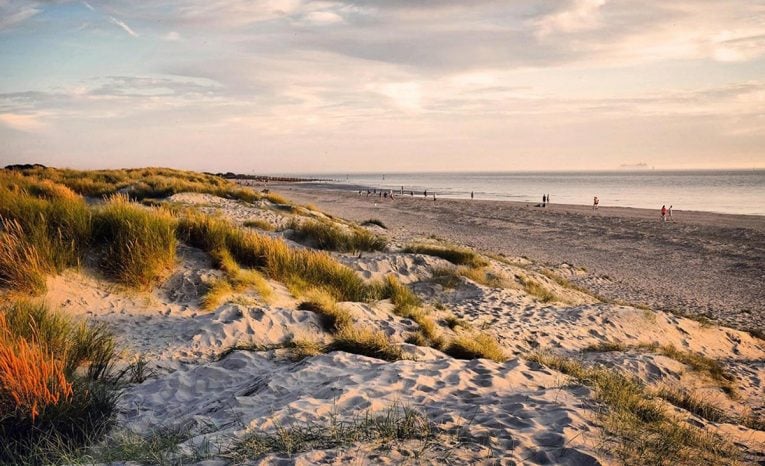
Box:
271 184 765 332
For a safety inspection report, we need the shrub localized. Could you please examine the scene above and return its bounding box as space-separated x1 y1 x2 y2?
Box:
403 244 487 268
288 219 387 252
91 195 177 289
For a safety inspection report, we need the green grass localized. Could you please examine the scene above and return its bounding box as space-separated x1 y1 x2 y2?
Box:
91 195 177 289
178 213 370 302
403 244 487 268
288 218 387 252
528 352 739 465
232 405 433 460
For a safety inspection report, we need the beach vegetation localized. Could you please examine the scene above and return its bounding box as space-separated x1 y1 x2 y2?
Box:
654 385 727 423
329 326 404 361
243 218 276 231
232 405 433 460
287 218 387 252
0 301 118 464
528 351 739 465
516 274 560 303
91 195 177 289
297 288 353 332
287 335 326 361
403 243 487 268
361 219 387 229
443 332 507 363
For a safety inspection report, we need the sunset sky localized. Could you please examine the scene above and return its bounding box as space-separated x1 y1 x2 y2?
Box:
1 0 764 173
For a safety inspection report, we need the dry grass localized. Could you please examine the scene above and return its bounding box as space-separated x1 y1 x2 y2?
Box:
202 279 234 311
287 336 325 361
297 288 353 332
529 352 739 465
403 244 487 268
288 218 387 252
654 385 727 423
361 219 387 229
243 219 276 231
516 274 560 303
584 341 735 396
329 326 404 361
443 333 507 363
432 266 508 289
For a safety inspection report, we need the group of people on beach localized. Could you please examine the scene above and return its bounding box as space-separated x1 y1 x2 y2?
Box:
661 205 673 222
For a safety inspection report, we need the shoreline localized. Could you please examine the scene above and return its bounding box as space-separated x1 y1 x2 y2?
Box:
270 182 765 332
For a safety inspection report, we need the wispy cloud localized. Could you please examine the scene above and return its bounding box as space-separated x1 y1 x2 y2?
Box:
109 16 138 37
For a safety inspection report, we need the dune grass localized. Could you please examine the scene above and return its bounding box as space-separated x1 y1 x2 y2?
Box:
443 333 507 363
297 288 353 332
654 385 727 423
178 213 370 302
91 195 177 289
584 341 735 396
529 352 739 464
432 266 508 289
243 218 276 231
516 274 560 303
5 166 264 203
232 405 433 460
329 326 404 361
0 301 118 464
403 243 487 268
287 218 387 252
361 219 387 229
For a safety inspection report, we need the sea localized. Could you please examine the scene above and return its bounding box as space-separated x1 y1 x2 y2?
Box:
296 170 765 216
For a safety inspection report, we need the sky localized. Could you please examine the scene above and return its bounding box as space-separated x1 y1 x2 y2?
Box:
0 0 764 174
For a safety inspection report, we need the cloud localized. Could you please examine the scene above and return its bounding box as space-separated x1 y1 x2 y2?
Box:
163 30 181 41
109 16 138 37
534 0 608 36
0 113 46 132
0 4 40 31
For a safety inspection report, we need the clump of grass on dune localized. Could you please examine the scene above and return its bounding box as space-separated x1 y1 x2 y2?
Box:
178 213 369 302
91 195 177 289
528 352 739 465
443 333 507 363
0 173 92 293
403 243 487 268
516 273 560 303
297 288 353 332
243 219 276 231
329 326 404 362
432 266 508 289
654 385 727 423
0 301 118 464
287 218 387 252
361 219 387 229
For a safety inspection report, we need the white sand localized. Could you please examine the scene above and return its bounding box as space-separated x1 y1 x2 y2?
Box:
41 191 765 463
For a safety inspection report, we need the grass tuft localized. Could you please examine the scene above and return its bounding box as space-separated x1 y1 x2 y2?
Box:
516 274 560 303
443 333 507 363
297 288 353 332
403 244 487 268
361 219 387 229
329 326 404 361
243 218 276 231
288 218 387 252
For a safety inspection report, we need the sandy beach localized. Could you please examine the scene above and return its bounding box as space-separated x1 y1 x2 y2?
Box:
271 184 765 333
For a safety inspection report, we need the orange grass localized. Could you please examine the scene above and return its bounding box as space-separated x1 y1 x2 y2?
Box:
0 314 73 421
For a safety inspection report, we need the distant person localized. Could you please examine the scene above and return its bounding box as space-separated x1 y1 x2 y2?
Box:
410 191 414 196
547 194 551 205
593 196 599 210
542 194 546 207
471 191 474 199
424 189 427 198
661 205 667 222
668 205 673 221
433 193 437 202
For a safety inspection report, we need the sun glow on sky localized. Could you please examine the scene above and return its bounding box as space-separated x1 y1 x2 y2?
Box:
1 1 764 173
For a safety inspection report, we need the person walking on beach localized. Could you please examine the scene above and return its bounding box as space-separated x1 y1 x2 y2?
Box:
661 205 667 222
542 194 546 207
424 189 427 198
593 196 599 210
668 205 673 221
471 191 474 200
547 194 551 205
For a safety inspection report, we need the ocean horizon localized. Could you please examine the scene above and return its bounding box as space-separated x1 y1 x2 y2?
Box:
291 169 765 216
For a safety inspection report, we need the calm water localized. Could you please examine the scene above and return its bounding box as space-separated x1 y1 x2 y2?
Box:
299 170 765 216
